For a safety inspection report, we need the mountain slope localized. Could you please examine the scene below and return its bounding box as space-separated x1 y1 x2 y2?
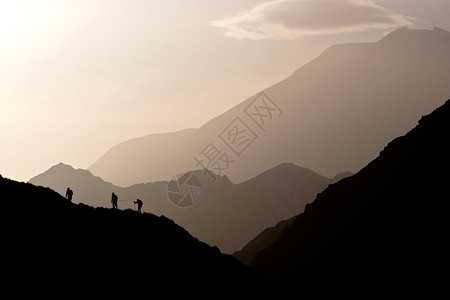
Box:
89 27 450 187
89 128 197 186
233 170 354 265
250 98 450 294
30 162 345 254
1 174 275 296
233 216 295 266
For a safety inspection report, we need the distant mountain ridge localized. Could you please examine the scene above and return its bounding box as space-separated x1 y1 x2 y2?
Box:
89 27 450 187
30 162 349 253
249 98 450 295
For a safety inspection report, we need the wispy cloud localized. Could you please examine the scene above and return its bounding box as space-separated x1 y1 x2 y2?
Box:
210 0 418 40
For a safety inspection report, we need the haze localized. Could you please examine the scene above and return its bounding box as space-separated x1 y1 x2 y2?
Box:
1 0 450 182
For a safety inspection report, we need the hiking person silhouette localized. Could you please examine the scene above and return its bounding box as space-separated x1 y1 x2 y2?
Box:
134 198 143 213
111 192 118 209
66 187 73 202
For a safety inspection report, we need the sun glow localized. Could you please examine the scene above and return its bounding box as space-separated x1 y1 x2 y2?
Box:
0 2 40 43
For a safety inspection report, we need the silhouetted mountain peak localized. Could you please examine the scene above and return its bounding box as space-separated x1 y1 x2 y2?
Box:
313 27 450 66
377 26 450 50
42 162 94 178
31 162 110 193
240 162 329 189
51 161 74 170
275 162 305 170
330 171 354 183
189 169 233 187
433 26 448 32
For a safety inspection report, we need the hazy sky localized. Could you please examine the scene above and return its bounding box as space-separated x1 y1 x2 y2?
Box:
1 0 449 182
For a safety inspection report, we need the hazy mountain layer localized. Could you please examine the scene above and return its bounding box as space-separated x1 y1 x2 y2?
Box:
89 27 450 187
30 162 348 253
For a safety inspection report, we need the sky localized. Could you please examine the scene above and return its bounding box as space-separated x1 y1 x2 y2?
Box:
1 0 449 182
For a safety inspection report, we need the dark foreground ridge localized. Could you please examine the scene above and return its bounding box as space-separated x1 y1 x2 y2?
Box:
251 98 450 295
1 176 276 296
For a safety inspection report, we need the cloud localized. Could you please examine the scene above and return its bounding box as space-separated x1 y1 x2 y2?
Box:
210 0 417 40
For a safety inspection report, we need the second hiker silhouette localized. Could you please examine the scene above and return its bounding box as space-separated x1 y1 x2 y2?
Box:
111 192 118 209
66 187 73 202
